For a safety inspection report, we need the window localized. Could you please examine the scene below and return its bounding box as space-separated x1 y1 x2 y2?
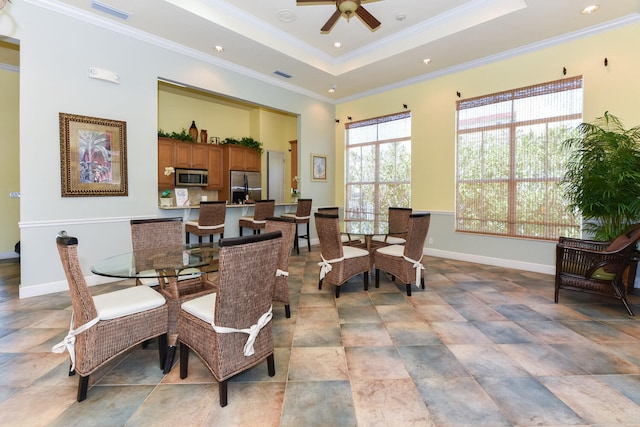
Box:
345 112 411 227
456 76 583 240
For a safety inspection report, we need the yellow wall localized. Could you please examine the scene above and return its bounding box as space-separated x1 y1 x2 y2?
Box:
158 84 298 195
158 84 252 142
0 67 19 255
336 23 640 213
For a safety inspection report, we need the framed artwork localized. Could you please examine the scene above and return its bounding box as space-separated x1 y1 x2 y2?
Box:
311 154 327 181
59 113 128 197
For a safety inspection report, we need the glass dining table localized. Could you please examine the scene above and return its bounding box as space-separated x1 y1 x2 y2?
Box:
339 219 407 251
91 243 219 373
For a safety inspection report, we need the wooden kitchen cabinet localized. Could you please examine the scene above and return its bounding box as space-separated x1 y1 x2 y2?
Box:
206 145 224 190
224 145 261 172
158 138 175 188
175 141 207 169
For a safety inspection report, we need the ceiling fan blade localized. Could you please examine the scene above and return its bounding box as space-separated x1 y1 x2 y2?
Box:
321 9 342 33
355 5 381 30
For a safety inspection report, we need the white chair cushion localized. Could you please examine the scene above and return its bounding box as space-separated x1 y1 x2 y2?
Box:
239 216 265 224
138 268 201 285
93 286 166 320
178 267 202 281
187 220 224 230
181 292 217 323
282 213 310 220
343 245 369 259
138 277 161 287
376 244 405 257
372 235 406 245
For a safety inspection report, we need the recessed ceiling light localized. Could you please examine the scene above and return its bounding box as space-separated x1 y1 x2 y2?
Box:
328 85 336 93
334 42 342 49
581 4 599 14
214 45 224 53
423 58 432 65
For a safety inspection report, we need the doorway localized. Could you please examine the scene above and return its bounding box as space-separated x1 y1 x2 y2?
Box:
267 151 286 203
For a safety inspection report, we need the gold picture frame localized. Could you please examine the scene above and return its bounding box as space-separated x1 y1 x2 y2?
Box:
59 113 128 197
311 154 327 181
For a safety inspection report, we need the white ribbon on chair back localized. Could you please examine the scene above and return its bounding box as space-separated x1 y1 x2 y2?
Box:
212 305 273 356
318 254 345 280
403 254 425 288
276 269 289 277
52 312 100 372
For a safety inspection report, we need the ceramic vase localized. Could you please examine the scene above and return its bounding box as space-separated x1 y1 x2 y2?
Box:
189 121 198 142
201 129 208 144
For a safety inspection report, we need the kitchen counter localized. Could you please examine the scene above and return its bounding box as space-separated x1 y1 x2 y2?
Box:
158 202 298 238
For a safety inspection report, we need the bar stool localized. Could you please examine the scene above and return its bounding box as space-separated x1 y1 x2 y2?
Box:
185 201 226 243
282 198 312 254
239 200 275 236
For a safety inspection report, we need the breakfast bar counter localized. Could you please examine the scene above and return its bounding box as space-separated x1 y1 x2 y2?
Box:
158 202 297 239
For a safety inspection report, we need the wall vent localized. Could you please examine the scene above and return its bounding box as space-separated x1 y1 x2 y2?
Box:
91 1 131 20
273 70 293 79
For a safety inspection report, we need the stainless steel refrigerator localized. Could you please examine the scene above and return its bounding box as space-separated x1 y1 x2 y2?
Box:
230 170 262 203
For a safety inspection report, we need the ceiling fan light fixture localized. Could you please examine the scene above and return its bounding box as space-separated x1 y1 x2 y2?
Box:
338 0 359 18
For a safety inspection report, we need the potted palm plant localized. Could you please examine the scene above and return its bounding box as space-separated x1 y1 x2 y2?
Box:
561 111 640 241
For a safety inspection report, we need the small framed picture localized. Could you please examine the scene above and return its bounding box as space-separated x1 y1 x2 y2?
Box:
311 154 327 181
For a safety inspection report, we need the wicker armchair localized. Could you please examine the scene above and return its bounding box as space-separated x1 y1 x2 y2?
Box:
185 201 226 243
53 233 168 402
281 198 312 254
315 212 370 298
371 207 411 247
131 218 216 372
178 231 282 407
374 213 431 296
555 224 640 316
239 200 275 236
266 217 297 318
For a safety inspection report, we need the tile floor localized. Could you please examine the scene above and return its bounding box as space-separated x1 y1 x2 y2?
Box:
1 248 640 426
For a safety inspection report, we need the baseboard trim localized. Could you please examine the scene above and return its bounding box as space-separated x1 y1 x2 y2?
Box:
423 247 554 275
0 252 19 260
19 274 122 299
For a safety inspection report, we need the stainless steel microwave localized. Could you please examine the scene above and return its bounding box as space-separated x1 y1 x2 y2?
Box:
175 168 208 187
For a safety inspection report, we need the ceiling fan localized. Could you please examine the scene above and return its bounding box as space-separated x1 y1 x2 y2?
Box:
296 0 382 33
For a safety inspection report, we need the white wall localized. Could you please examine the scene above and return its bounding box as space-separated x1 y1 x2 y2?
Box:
2 2 335 297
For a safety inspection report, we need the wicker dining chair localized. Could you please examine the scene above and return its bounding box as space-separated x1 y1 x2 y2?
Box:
178 231 282 407
53 232 169 402
130 217 188 287
374 212 431 296
185 201 226 243
281 198 312 254
266 217 296 318
317 206 363 246
555 223 640 316
315 212 370 298
131 217 216 372
371 207 412 248
239 199 275 236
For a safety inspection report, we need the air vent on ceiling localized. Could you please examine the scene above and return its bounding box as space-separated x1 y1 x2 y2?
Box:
91 0 131 20
273 70 293 79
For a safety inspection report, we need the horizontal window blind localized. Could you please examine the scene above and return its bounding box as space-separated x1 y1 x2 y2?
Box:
455 76 583 240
